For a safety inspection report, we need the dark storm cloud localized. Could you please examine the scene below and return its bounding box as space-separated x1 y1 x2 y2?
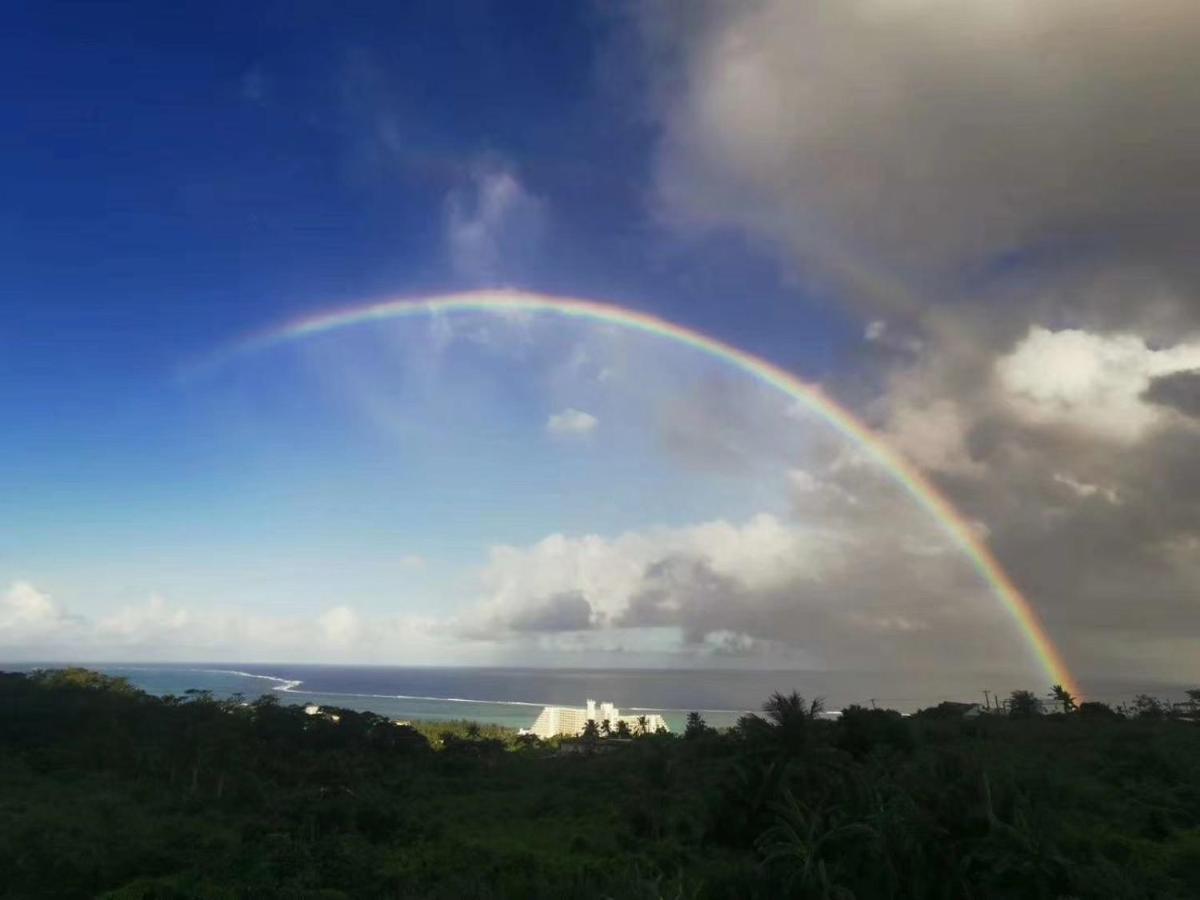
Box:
1143 370 1200 419
644 1 1200 287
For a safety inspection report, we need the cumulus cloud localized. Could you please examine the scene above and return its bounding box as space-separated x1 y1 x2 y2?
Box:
0 582 445 664
508 592 595 633
545 407 598 437
444 163 545 282
0 581 75 638
452 480 1038 676
994 327 1200 443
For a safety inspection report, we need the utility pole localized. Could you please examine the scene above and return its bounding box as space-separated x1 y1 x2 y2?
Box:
983 689 992 710
870 698 877 709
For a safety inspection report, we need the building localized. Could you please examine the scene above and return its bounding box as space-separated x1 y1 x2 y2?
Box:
524 699 670 739
302 704 340 723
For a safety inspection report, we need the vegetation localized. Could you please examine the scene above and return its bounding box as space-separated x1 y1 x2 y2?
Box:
3 669 1200 898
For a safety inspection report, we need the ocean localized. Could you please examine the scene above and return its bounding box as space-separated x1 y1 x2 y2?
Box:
3 663 1189 729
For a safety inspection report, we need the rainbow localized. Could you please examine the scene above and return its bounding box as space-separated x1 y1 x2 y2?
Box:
195 288 1080 698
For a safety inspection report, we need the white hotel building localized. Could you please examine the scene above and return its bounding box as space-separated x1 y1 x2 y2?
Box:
525 699 669 739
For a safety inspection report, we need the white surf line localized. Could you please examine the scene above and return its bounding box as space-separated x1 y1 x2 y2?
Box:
628 706 755 714
271 686 545 707
188 668 304 692
189 669 748 713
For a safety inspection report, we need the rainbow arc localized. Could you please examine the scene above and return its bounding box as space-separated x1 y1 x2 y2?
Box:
194 289 1080 699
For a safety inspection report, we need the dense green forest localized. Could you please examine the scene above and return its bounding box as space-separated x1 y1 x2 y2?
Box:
3 670 1200 898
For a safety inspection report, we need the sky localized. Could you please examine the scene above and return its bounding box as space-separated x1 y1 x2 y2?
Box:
4 1 1200 693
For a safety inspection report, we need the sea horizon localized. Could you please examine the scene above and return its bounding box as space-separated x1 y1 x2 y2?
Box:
3 661 1192 730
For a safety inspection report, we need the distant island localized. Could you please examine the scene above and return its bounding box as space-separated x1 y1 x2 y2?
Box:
3 667 1200 898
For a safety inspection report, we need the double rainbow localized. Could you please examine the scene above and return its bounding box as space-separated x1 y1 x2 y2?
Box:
196 289 1080 698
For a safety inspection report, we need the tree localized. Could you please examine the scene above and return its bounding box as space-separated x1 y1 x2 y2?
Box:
684 711 708 739
759 691 824 755
580 719 600 742
1077 701 1120 719
763 691 824 725
1132 694 1167 720
600 718 612 738
1007 690 1042 718
615 720 631 738
635 715 649 736
1186 689 1200 717
1049 684 1077 714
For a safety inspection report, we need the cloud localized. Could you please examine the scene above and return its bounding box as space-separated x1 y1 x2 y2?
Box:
856 327 1200 681
994 327 1200 442
545 407 598 437
96 595 192 642
507 592 595 633
0 581 74 638
1143 369 1200 419
444 163 545 282
317 606 362 647
598 2 1200 686
451 489 1040 676
644 0 1200 284
0 583 445 664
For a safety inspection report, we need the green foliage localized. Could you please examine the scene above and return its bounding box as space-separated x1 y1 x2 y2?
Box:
3 671 1200 898
684 711 708 740
1050 683 1078 714
1008 689 1044 718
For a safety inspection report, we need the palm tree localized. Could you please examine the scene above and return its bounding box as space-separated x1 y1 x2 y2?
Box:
580 719 600 742
600 718 612 738
1049 684 1076 714
761 691 824 754
615 720 631 738
635 715 649 736
763 691 824 724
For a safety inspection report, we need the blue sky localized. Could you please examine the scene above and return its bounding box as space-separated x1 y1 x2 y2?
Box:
5 2 1200 687
2 1 857 663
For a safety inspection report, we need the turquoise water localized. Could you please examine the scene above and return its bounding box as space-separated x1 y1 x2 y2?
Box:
5 664 768 731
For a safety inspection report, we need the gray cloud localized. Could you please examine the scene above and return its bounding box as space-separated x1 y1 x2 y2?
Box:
1143 369 1200 419
614 1 1200 687
645 0 1200 286
508 592 596 633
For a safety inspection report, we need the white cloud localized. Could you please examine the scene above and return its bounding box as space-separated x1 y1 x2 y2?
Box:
444 164 545 282
545 407 598 437
0 581 71 637
448 497 1037 675
1053 472 1120 505
0 582 443 663
317 605 362 647
96 595 191 642
994 326 1200 442
459 513 827 638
